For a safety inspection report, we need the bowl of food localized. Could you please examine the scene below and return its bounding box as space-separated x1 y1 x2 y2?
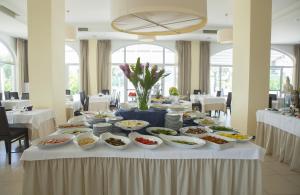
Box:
58 123 86 129
159 134 206 149
146 127 178 136
207 125 237 133
215 132 253 142
115 120 149 131
179 126 209 138
101 132 131 150
201 134 235 150
73 132 99 150
129 132 162 149
56 128 92 135
193 118 218 126
33 134 75 149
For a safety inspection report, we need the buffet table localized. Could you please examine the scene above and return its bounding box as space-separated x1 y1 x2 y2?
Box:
1 99 31 110
6 109 56 139
256 110 300 171
21 142 264 195
190 95 226 113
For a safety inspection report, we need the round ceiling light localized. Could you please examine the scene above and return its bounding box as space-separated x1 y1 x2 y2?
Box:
65 24 77 42
217 28 233 44
111 0 207 36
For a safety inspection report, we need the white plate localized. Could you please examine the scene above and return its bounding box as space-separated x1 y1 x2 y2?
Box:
179 126 210 138
205 125 236 133
100 132 131 150
201 134 235 150
33 134 75 149
115 120 149 131
215 132 253 142
159 134 206 149
183 111 206 119
73 133 99 150
129 132 162 149
193 118 218 126
56 128 92 135
146 127 178 136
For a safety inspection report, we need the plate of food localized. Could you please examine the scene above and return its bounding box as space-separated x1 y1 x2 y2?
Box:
56 128 93 135
146 127 178 136
33 134 75 149
193 118 218 126
129 132 162 149
73 133 99 150
207 125 237 133
201 134 235 150
179 126 210 138
215 132 253 142
183 111 206 120
115 120 149 131
159 134 206 149
58 123 86 129
101 132 131 150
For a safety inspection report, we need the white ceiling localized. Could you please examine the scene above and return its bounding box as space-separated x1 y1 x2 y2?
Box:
0 0 299 44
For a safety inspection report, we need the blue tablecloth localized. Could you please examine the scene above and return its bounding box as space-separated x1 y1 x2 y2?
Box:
115 108 167 127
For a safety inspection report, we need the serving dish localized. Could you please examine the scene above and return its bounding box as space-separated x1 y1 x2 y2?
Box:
179 126 210 138
215 132 253 142
73 132 99 150
56 128 92 135
146 127 178 136
115 120 149 131
129 132 162 149
206 125 237 133
100 132 131 150
193 118 218 126
33 134 75 149
183 111 206 120
201 134 235 150
159 134 206 149
58 123 86 129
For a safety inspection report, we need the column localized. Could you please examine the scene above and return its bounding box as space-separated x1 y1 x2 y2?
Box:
88 39 98 95
27 0 66 123
231 0 272 135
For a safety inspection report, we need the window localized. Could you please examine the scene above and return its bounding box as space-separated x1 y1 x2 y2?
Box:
210 48 294 96
0 41 15 92
111 44 177 102
65 45 80 94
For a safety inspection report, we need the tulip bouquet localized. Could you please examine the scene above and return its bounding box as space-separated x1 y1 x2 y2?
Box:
119 57 169 110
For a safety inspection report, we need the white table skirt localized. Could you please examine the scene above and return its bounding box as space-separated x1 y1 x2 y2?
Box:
1 100 31 110
256 110 300 137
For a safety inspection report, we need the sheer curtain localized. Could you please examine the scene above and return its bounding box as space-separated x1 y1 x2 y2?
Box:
199 41 210 94
294 44 300 90
176 41 191 95
80 40 89 94
96 40 111 93
16 38 29 93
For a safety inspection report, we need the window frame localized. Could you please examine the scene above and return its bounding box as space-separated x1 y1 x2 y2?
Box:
65 44 80 95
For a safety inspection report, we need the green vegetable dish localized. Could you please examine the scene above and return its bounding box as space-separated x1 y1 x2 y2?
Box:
210 126 234 131
151 129 176 135
171 140 197 145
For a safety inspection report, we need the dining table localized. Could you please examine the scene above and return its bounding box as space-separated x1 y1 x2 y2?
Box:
190 94 226 113
6 109 56 139
1 99 31 110
21 139 265 195
65 95 82 120
89 95 111 112
256 110 300 171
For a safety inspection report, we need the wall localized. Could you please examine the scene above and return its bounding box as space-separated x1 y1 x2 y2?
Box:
0 33 16 56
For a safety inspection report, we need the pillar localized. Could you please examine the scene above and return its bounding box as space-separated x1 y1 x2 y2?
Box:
231 0 272 135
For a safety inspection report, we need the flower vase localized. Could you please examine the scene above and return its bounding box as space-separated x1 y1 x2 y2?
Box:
136 89 151 111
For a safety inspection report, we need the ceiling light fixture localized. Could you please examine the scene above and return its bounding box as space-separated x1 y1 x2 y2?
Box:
65 24 77 42
217 28 233 44
111 0 207 36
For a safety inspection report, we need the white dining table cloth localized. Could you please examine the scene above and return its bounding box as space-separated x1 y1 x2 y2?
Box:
190 95 226 113
89 95 111 112
1 99 31 110
256 110 300 137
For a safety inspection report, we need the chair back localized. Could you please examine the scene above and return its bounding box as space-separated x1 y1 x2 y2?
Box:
216 91 221 97
21 93 30 100
66 90 71 95
193 90 202 95
0 92 2 101
268 94 277 108
83 96 89 111
0 107 10 136
79 91 86 106
4 91 10 100
101 89 110 95
226 92 232 107
9 92 19 99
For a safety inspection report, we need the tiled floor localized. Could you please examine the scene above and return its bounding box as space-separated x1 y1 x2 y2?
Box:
0 142 299 195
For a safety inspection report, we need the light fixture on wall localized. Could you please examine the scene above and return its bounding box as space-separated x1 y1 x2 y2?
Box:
138 35 156 42
217 28 233 44
65 24 77 41
111 0 207 36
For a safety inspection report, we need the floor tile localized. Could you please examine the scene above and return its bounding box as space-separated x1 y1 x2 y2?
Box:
263 174 300 194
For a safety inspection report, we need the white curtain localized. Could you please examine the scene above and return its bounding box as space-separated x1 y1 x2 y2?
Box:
16 38 29 93
80 40 89 94
96 40 111 93
176 41 191 95
199 41 210 93
294 44 300 90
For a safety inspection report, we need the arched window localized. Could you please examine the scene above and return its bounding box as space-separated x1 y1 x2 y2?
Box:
111 44 177 102
65 45 80 94
210 48 294 96
0 41 15 92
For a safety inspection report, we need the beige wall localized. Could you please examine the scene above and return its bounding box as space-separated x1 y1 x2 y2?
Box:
191 41 200 93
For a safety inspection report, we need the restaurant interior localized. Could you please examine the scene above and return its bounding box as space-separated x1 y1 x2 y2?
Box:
0 0 300 195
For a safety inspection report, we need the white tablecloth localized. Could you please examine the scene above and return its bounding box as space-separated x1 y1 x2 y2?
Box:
89 95 111 111
65 100 81 111
1 100 31 110
256 110 300 137
6 109 55 130
272 97 284 109
190 95 226 113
